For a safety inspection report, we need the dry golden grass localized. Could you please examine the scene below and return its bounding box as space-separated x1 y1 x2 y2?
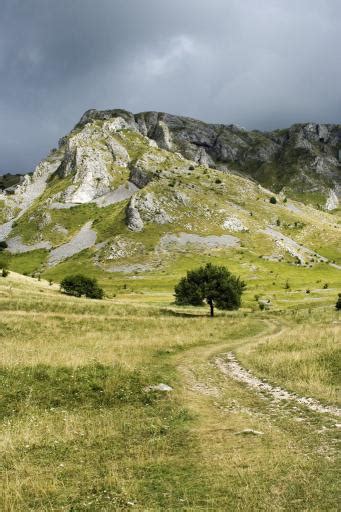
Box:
238 316 341 404
0 272 340 511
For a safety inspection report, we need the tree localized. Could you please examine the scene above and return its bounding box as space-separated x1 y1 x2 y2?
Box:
60 274 104 299
336 293 341 311
174 263 246 317
0 259 9 277
1 267 9 278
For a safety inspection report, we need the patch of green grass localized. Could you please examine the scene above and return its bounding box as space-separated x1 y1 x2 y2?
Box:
0 364 154 420
0 249 48 275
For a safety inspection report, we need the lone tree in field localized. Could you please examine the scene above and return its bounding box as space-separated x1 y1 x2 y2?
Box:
336 293 341 311
174 263 246 317
60 274 104 299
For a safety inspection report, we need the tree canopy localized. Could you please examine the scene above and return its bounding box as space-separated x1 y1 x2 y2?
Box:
60 274 104 299
336 293 341 311
174 263 246 316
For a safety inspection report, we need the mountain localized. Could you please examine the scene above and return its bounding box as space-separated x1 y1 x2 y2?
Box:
77 110 341 209
0 109 340 292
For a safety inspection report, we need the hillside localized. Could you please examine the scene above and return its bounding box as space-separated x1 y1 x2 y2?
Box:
0 109 340 298
1 110 340 510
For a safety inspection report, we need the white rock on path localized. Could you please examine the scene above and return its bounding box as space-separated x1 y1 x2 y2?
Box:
235 429 264 436
145 383 173 392
215 352 341 417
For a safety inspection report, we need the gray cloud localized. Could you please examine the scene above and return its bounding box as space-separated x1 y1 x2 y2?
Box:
0 0 340 172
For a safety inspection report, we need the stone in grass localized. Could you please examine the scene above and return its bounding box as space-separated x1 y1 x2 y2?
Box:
144 383 173 392
235 428 264 436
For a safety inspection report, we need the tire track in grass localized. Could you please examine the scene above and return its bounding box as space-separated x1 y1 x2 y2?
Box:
215 352 341 417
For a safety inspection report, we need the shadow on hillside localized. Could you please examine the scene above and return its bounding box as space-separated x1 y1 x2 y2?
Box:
160 308 206 318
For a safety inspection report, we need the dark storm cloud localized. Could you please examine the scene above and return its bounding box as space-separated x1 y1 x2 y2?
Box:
0 0 340 172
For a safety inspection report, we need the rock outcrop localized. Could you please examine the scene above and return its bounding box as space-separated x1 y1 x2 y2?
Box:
126 196 144 232
70 109 341 207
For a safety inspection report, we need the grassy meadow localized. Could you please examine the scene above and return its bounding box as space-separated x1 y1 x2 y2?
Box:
0 271 340 511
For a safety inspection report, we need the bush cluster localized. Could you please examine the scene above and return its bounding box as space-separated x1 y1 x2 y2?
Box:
60 274 104 299
336 293 341 311
0 241 8 252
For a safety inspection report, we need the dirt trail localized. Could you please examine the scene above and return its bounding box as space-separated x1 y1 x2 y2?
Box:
215 352 341 417
177 317 340 420
176 318 284 396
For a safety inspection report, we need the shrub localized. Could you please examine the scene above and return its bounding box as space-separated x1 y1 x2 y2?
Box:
0 241 8 251
60 274 104 299
215 178 222 184
269 196 277 204
2 268 9 278
336 293 341 311
174 263 246 317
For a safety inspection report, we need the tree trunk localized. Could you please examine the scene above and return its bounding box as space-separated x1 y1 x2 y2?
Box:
208 299 214 317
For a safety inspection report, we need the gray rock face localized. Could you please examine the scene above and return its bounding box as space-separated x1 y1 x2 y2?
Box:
6 236 51 254
325 189 339 210
126 196 144 232
129 166 153 189
106 138 130 167
48 221 97 266
131 192 173 226
159 232 240 250
62 146 112 203
129 152 166 188
93 182 138 207
101 235 145 260
0 220 14 239
73 108 341 202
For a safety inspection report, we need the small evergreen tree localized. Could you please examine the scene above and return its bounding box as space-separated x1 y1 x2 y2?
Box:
174 263 246 317
60 274 104 299
336 293 341 311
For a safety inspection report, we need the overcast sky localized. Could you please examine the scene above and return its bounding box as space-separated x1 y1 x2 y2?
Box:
1 0 340 173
